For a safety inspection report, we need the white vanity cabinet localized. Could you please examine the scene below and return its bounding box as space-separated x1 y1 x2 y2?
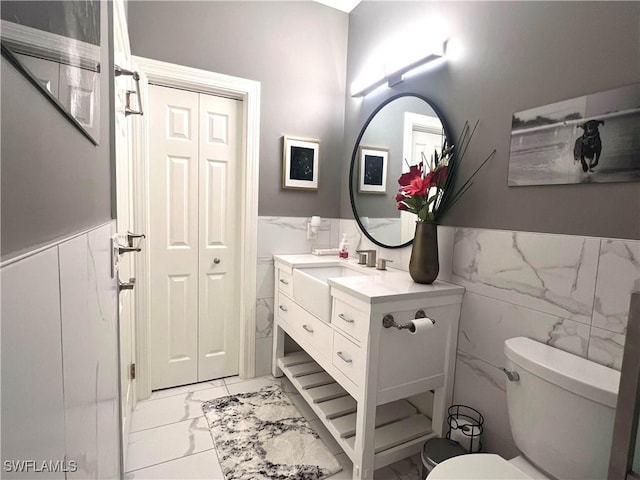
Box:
272 255 464 480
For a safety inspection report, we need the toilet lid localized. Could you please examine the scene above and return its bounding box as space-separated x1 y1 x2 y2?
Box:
428 454 531 479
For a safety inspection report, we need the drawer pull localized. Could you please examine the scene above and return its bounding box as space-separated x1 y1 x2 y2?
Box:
338 313 354 323
279 305 288 312
279 279 289 285
302 324 314 333
336 351 352 363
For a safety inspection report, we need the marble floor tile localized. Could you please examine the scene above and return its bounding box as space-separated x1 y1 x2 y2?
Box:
124 449 222 479
126 417 214 473
225 375 282 395
131 386 228 432
126 373 428 480
148 379 225 401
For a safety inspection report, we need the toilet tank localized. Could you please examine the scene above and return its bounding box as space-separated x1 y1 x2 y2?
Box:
504 337 620 480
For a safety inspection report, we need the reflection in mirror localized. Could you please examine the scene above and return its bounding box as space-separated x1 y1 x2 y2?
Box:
1 1 101 143
349 94 448 248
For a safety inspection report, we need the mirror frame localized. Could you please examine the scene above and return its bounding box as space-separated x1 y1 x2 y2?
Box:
348 92 452 249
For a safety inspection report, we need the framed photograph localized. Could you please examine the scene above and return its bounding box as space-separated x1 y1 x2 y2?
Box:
508 82 640 186
282 136 320 190
358 146 389 193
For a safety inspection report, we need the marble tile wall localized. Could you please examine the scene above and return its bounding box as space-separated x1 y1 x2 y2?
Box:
59 223 120 479
255 216 342 375
338 219 455 280
450 227 640 457
1 222 120 479
1 246 67 479
257 218 639 460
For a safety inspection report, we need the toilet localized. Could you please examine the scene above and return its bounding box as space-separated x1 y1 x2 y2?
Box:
429 337 620 480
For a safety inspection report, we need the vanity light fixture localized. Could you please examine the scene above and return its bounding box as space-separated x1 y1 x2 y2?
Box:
350 39 447 98
307 216 321 240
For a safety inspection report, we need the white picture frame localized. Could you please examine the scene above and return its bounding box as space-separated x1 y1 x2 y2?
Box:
282 135 320 190
358 145 389 194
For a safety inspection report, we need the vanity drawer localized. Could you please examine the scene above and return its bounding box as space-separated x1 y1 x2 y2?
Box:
295 309 332 355
276 292 294 327
277 269 293 296
332 331 365 387
332 299 369 344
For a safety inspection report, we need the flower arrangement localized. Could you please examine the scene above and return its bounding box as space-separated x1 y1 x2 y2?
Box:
395 121 496 223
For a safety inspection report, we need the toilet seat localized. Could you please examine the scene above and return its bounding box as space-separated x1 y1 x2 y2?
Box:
428 454 532 479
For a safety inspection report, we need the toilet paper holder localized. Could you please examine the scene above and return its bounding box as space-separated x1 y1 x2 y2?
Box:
382 310 435 332
446 404 484 453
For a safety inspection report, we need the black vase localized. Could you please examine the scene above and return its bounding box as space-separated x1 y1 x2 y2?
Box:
409 221 439 284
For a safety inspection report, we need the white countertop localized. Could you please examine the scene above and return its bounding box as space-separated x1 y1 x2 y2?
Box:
273 254 464 304
273 254 347 269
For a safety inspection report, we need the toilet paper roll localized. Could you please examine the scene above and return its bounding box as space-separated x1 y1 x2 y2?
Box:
450 419 482 452
409 317 434 334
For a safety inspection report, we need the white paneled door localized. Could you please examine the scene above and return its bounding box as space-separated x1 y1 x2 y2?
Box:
149 84 240 390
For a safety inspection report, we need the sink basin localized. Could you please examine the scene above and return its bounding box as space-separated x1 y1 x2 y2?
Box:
292 265 368 322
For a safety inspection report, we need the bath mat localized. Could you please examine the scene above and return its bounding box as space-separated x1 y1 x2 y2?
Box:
202 385 342 480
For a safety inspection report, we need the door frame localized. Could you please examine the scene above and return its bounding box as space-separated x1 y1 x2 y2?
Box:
113 0 135 467
131 56 261 400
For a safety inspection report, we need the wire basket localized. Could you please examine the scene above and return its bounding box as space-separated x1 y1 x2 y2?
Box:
446 404 484 453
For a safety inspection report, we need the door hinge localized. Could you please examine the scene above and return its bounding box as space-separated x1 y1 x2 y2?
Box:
130 363 136 380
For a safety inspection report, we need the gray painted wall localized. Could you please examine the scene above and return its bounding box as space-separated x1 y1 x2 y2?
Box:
1 2 112 259
341 1 640 240
127 1 348 219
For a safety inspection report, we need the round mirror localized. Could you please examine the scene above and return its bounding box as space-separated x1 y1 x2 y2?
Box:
349 94 451 248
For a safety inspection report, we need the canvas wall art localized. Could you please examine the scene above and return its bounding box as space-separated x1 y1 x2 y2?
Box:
508 83 640 186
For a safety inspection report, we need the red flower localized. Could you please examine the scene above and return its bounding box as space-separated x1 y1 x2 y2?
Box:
397 202 408 210
398 164 422 187
404 172 435 197
394 193 405 202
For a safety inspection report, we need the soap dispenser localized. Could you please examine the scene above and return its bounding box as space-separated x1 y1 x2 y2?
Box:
339 234 349 259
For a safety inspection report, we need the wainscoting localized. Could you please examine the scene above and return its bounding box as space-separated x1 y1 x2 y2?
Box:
1 222 120 479
253 216 639 459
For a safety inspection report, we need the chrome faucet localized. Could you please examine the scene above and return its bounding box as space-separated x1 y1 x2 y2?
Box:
356 249 377 267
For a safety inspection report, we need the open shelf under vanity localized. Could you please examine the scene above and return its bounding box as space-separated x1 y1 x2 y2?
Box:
278 351 435 469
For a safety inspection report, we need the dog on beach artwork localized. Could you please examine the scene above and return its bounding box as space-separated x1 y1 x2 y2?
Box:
508 83 640 186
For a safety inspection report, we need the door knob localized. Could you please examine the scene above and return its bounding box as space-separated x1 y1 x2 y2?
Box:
213 258 221 264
